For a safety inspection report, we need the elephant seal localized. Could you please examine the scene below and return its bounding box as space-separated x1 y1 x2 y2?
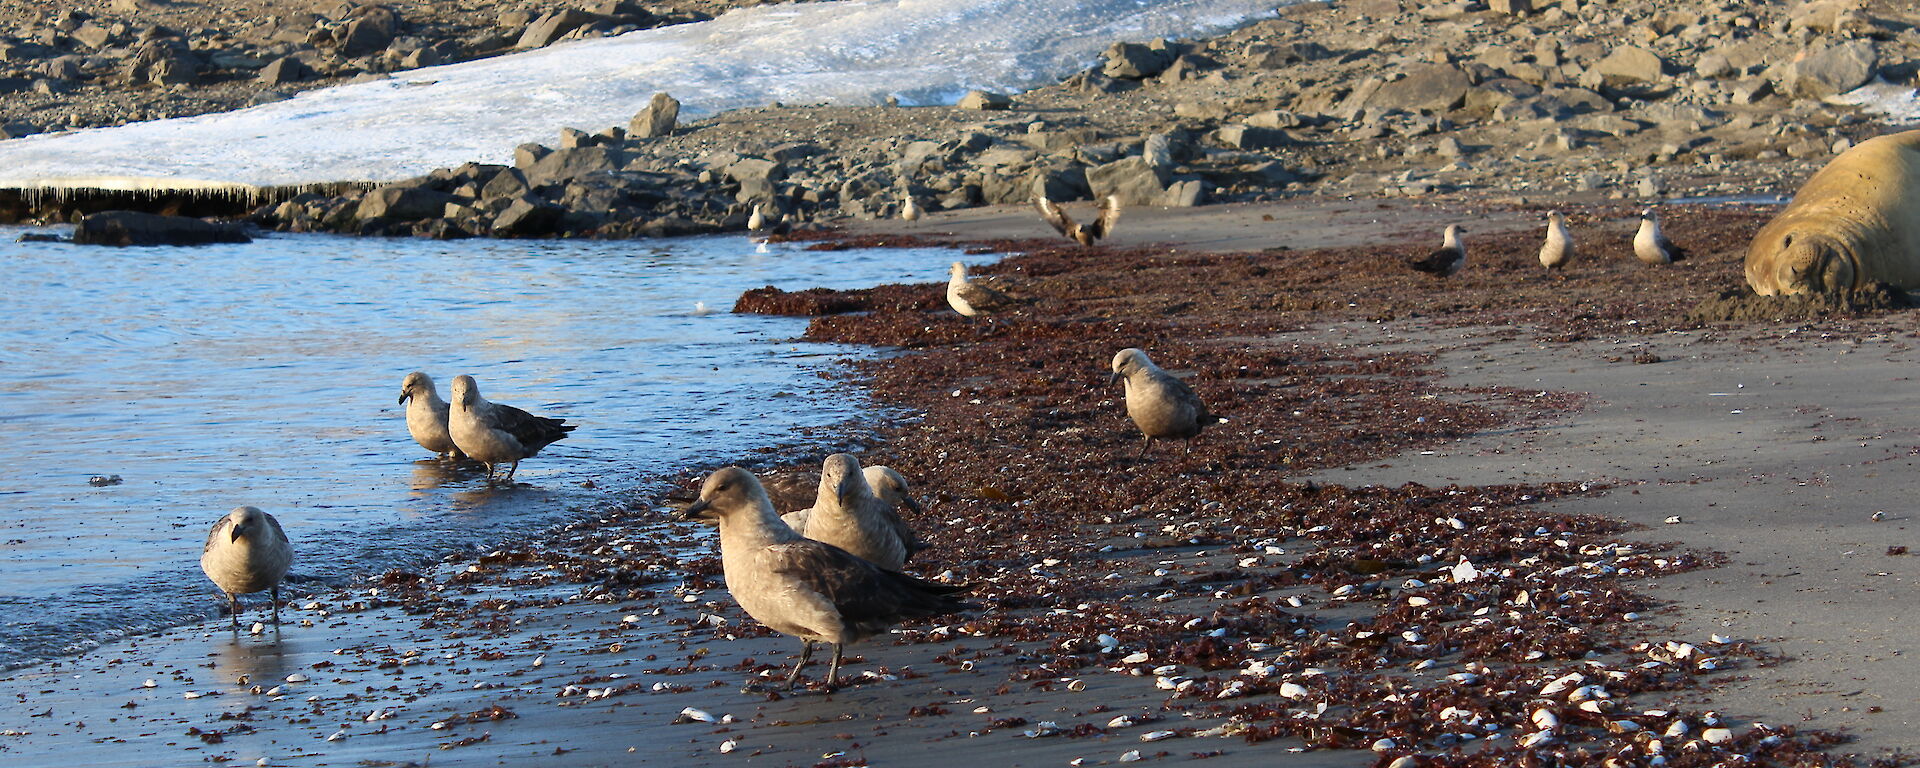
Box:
1746 129 1920 295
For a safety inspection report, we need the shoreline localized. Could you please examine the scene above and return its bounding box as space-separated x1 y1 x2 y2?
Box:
6 200 1917 765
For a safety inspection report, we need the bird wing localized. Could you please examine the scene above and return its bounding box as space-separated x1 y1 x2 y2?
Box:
956 279 1024 312
766 541 969 635
204 516 235 553
874 504 930 561
1659 235 1689 262
780 508 812 534
1163 373 1217 427
1406 249 1457 275
484 401 576 454
1035 196 1077 238
760 472 821 513
1085 196 1122 240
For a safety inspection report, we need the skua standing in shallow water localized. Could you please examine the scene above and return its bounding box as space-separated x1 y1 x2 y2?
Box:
1634 208 1689 266
1406 224 1467 276
1036 194 1121 246
1110 348 1220 454
681 467 970 690
946 261 1027 317
779 455 924 571
201 506 293 629
446 374 576 484
1539 211 1575 271
397 371 464 460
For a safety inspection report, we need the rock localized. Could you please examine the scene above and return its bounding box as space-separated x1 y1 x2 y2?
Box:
1085 156 1169 206
40 56 83 81
1365 64 1471 114
517 9 597 49
128 44 202 86
724 157 784 202
72 211 251 246
524 146 626 186
492 195 564 235
630 92 680 138
71 23 113 49
1592 45 1665 85
1102 42 1175 80
0 121 40 139
956 90 1012 110
1244 41 1330 68
338 17 394 57
1161 179 1205 207
481 167 531 199
1694 53 1733 80
514 142 552 168
356 184 456 221
1489 0 1531 14
1244 110 1304 129
1213 124 1292 150
1141 133 1174 169
258 56 310 85
558 127 594 149
1773 40 1876 98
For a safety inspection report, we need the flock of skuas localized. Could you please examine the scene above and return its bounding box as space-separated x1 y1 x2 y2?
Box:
1409 208 1688 276
197 197 1222 690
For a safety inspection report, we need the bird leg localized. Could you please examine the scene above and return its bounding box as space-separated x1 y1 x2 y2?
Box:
227 593 240 631
825 643 845 690
782 641 815 691
271 585 282 626
505 460 521 483
1139 435 1153 457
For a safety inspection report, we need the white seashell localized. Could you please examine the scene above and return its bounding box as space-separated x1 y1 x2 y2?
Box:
1285 596 1305 607
1578 700 1608 713
1702 727 1733 744
430 721 448 730
1646 738 1664 754
1665 720 1688 738
1278 682 1309 699
1151 664 1179 676
1663 515 1682 525
679 707 717 723
1407 596 1431 607
1539 672 1584 696
1622 612 1640 621
1023 721 1061 738
1332 584 1357 596
1121 652 1150 664
1108 716 1135 728
1518 731 1553 748
1387 758 1419 768
183 691 203 699
1401 631 1422 643
1449 558 1480 583
532 655 545 668
284 674 309 683
1610 719 1641 732
720 739 737 753
1709 634 1732 645
1066 679 1086 692
1446 672 1480 684
249 622 266 635
1097 634 1121 649
1413 659 1436 670
1216 680 1246 699
1141 730 1177 742
1370 738 1395 752
326 730 347 742
1531 709 1559 730
1118 750 1143 762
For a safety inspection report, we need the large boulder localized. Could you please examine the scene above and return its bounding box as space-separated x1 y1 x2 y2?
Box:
356 184 456 221
524 146 626 186
517 9 596 49
72 211 250 246
1591 45 1666 85
492 195 564 236
258 56 310 85
1102 42 1175 80
629 92 679 137
337 17 394 57
724 157 784 202
1364 64 1471 114
1773 40 1877 98
1085 156 1170 206
956 90 1012 110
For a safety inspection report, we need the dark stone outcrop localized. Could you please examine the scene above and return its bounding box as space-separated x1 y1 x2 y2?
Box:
73 211 251 246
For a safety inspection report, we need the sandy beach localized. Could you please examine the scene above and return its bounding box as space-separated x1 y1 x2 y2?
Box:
7 197 1916 765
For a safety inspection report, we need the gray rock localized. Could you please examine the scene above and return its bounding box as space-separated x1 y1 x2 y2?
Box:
72 211 250 246
1245 41 1330 68
356 184 456 221
1592 45 1665 85
1086 156 1170 206
481 167 531 200
558 127 594 149
1773 40 1876 98
41 56 83 81
1244 110 1305 129
493 195 564 236
0 121 40 139
724 157 784 202
517 9 597 49
1160 179 1205 207
630 92 679 137
1365 64 1470 114
1489 0 1531 14
71 23 112 49
514 143 552 168
258 56 310 85
1141 133 1174 169
1102 42 1175 80
956 90 1012 110
338 17 394 57
1213 124 1292 150
524 146 626 186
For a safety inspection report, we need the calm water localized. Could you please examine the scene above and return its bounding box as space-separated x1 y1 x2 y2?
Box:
0 229 978 669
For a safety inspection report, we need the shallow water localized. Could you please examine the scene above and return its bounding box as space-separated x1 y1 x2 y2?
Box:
0 230 978 669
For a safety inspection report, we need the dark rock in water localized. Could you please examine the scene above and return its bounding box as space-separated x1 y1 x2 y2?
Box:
493 195 564 236
17 232 65 243
73 211 250 246
630 92 679 138
1102 41 1174 80
517 9 597 49
420 219 473 239
1683 283 1911 323
357 184 456 221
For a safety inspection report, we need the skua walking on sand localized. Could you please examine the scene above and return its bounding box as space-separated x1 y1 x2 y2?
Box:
1036 194 1121 246
780 455 925 571
1539 211 1576 271
681 467 969 690
946 261 1027 317
1634 208 1689 266
1406 224 1467 276
1110 348 1220 455
901 194 922 222
397 371 464 460
200 506 293 629
447 374 576 484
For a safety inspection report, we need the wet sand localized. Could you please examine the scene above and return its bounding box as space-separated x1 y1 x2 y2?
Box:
5 198 1911 766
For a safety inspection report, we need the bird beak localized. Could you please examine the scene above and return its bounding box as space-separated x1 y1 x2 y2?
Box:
902 496 923 515
230 523 246 542
1108 371 1120 386
398 391 411 405
679 499 713 521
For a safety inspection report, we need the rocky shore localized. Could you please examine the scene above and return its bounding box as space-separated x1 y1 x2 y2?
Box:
191 0 1920 240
